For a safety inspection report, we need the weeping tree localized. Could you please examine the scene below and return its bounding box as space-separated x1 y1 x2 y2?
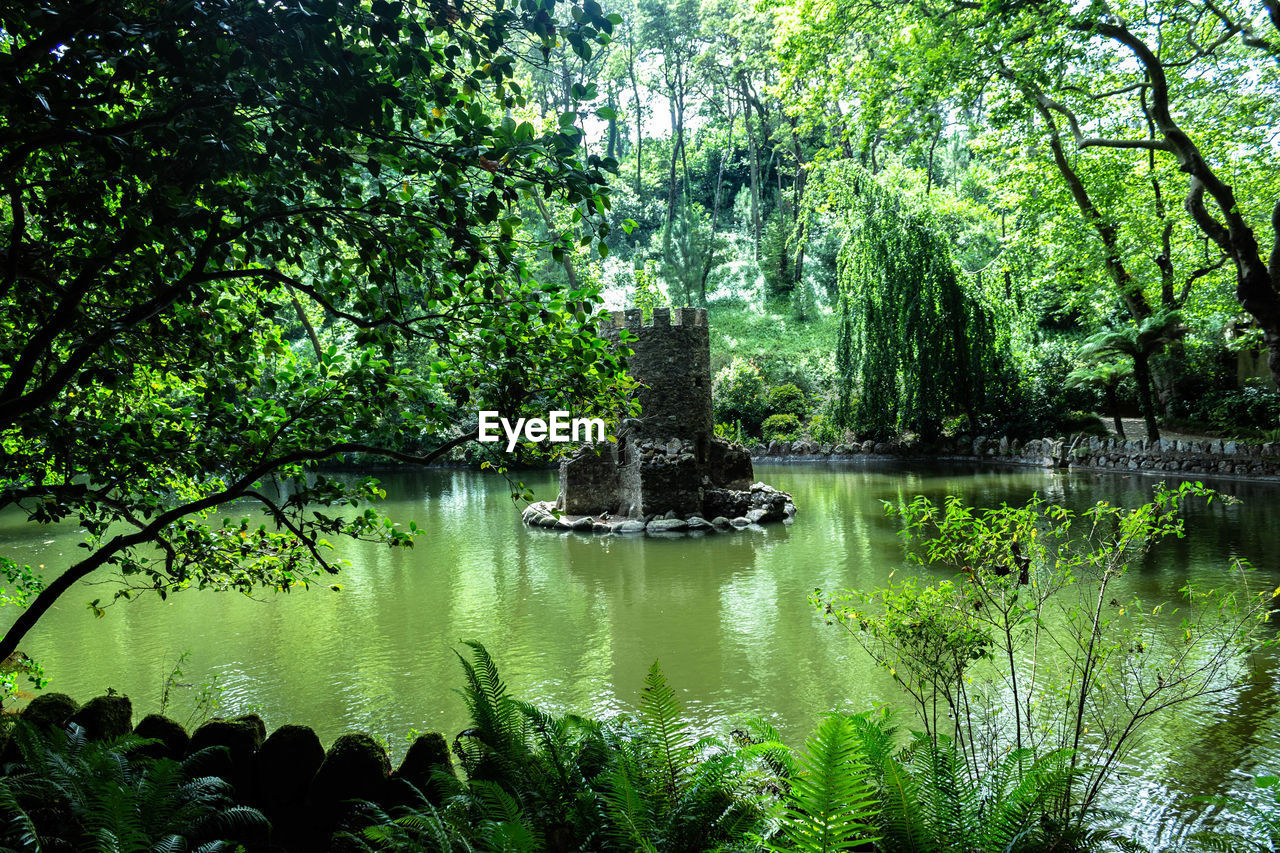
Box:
819 165 1012 440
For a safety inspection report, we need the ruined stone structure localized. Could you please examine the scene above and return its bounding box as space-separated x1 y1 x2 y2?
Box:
522 307 795 533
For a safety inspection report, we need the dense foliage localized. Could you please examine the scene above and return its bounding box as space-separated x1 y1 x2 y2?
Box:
498 0 1280 441
813 162 1014 439
0 0 630 668
4 0 1280 848
817 482 1274 824
4 632 1274 851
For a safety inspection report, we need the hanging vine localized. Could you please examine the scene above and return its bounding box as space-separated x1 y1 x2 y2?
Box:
807 163 1013 440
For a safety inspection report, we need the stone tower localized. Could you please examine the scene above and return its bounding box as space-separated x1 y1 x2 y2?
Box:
532 307 793 530
610 306 713 445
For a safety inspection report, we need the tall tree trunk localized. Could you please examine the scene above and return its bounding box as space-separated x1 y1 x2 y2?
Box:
665 95 679 230
605 80 619 160
533 194 578 290
1105 385 1126 439
742 79 761 258
925 120 941 195
675 62 689 199
627 35 643 195
1133 354 1160 441
700 105 733 304
791 122 806 290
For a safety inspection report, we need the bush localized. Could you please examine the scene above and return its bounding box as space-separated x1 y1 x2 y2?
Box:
760 215 793 300
763 413 801 443
1057 411 1110 437
1192 385 1280 433
714 421 747 444
766 382 809 419
713 358 768 436
805 412 842 444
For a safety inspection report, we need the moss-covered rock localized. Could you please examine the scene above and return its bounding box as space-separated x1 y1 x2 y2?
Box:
68 694 132 740
255 724 326 851
234 713 267 744
189 718 264 797
134 713 189 760
390 731 455 806
255 724 324 810
20 693 79 730
308 732 391 828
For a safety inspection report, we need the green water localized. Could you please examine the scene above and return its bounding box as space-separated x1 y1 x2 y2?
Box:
2 461 1278 845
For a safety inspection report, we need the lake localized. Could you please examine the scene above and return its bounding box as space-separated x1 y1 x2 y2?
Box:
2 460 1277 846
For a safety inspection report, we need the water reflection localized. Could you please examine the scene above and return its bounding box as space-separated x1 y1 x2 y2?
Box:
0 460 1276 842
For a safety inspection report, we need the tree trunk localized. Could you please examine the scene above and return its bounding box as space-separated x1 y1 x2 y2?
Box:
701 101 734 303
1105 385 1126 439
742 80 761 258
791 122 806 290
628 35 643 195
1133 354 1160 441
665 96 679 230
605 80 618 161
925 121 941 194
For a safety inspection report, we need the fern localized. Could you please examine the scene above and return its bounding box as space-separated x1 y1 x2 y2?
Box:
1189 775 1280 853
598 729 659 848
637 660 696 803
0 779 40 853
0 722 267 852
775 714 880 853
455 641 526 780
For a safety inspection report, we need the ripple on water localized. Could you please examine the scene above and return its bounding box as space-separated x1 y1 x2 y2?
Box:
3 462 1278 843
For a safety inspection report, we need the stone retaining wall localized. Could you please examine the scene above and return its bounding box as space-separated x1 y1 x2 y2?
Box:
750 434 1280 479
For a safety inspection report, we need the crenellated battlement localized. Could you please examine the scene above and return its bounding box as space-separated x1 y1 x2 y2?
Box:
605 306 708 331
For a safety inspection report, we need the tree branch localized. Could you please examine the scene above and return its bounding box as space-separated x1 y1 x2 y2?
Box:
0 429 479 662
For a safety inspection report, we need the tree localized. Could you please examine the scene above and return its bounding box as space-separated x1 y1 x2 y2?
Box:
815 163 1012 440
1063 7 1280 392
816 483 1272 819
637 0 702 231
1065 361 1132 439
902 0 1280 395
1078 310 1185 441
0 0 627 670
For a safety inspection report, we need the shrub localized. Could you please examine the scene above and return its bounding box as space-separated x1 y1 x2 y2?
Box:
0 723 269 851
1195 386 1280 433
763 413 801 443
760 215 793 300
816 483 1270 820
766 382 809 419
805 412 842 444
714 421 747 444
1056 410 1110 437
713 358 768 436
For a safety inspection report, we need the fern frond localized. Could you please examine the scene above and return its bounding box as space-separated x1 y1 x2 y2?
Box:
776 714 880 853
455 642 525 777
873 754 930 852
151 833 188 853
637 661 695 801
598 736 657 847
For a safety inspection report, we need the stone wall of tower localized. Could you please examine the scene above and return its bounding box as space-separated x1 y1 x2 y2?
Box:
604 307 713 444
